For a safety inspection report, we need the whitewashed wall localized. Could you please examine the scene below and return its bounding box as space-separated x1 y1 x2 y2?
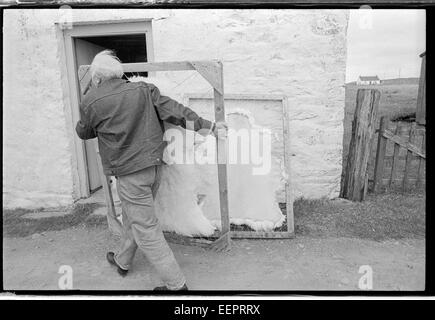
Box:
3 9 348 208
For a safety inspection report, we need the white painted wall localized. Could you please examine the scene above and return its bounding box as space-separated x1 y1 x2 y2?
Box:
3 9 349 208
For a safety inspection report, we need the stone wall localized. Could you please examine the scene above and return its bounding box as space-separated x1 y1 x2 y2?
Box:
3 9 348 208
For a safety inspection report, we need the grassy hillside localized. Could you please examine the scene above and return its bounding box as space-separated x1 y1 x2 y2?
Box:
380 77 419 85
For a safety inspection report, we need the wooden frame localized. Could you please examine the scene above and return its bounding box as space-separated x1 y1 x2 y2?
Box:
78 60 231 251
184 93 294 238
57 19 154 199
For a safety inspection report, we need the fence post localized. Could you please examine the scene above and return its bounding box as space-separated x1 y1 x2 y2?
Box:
340 89 381 201
416 130 426 188
373 117 389 193
389 123 402 189
403 122 417 191
416 52 426 125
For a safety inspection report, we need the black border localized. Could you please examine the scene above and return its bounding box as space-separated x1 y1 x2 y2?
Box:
1 1 433 298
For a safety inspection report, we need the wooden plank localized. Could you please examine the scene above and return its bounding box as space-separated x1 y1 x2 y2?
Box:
384 154 422 162
370 178 425 184
164 232 213 248
78 65 92 97
362 171 369 201
213 62 231 248
57 27 89 199
373 117 389 193
191 61 224 94
204 231 294 239
341 89 380 200
122 61 195 73
209 232 231 252
416 132 426 188
389 123 402 188
416 54 426 125
229 231 294 239
185 93 286 101
94 141 122 237
81 61 225 74
62 18 153 27
282 97 294 233
403 122 417 191
382 129 425 158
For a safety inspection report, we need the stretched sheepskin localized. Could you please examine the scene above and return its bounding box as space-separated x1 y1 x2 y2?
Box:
110 76 285 236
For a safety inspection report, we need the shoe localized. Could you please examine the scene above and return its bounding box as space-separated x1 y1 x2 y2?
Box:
153 283 189 291
106 252 128 277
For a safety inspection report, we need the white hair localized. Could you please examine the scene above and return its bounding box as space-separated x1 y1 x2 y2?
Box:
90 50 123 86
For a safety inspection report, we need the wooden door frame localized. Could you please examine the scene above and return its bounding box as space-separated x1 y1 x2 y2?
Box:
56 19 154 199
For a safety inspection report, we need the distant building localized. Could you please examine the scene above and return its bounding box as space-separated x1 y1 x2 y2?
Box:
357 76 381 85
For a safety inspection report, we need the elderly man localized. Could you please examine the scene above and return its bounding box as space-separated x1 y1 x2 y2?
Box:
76 50 226 291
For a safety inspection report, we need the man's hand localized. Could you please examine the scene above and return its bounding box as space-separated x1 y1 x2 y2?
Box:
212 121 228 139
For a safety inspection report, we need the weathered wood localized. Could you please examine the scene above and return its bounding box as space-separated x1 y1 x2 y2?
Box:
389 124 402 188
382 129 425 158
416 53 426 125
78 65 92 97
210 232 231 252
416 133 426 188
122 61 195 73
371 178 425 184
341 89 380 201
362 171 369 201
373 117 389 193
403 123 417 191
164 232 213 248
191 61 224 94
213 61 231 250
204 230 294 239
94 141 123 237
229 231 294 239
185 93 286 101
80 60 225 92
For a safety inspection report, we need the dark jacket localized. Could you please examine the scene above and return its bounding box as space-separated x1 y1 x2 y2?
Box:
75 78 214 176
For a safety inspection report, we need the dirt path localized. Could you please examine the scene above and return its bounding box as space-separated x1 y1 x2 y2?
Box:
3 225 425 291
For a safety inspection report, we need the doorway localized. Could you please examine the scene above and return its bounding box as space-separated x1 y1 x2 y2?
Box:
74 34 149 192
60 20 154 198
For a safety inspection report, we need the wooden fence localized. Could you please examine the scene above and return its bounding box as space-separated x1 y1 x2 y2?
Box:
371 117 426 193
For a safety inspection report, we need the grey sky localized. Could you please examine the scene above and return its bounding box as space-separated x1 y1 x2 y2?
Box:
346 9 426 82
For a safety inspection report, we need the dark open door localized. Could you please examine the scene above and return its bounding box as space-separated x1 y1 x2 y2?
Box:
74 38 107 192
